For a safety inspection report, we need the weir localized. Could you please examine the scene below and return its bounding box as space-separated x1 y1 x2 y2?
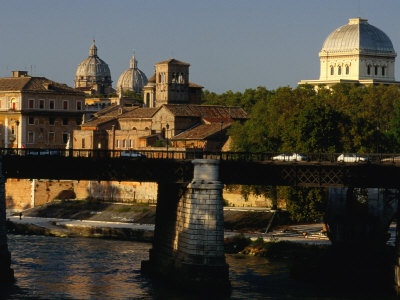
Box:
141 159 229 291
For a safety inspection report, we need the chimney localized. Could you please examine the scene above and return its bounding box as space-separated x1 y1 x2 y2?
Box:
12 71 28 78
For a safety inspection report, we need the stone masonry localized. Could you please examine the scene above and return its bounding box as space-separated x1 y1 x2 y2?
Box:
141 159 229 291
0 157 14 283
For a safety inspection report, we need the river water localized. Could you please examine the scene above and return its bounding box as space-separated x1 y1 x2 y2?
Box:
0 235 397 299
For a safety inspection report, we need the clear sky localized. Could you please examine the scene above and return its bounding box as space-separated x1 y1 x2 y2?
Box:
0 0 399 93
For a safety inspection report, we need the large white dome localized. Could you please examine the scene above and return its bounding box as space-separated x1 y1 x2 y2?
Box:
321 18 396 55
76 41 111 79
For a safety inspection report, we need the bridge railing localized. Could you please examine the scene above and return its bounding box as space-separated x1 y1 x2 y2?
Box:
1 148 400 164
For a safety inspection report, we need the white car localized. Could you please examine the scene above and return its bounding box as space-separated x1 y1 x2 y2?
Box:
337 154 368 162
272 153 307 162
120 150 146 158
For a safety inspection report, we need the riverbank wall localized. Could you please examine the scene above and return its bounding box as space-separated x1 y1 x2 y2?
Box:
6 179 282 211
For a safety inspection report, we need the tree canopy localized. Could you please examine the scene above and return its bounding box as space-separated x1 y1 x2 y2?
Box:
202 83 400 222
202 83 400 154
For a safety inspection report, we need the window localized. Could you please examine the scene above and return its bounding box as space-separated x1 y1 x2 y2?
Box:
367 65 371 75
178 73 183 83
146 94 150 107
48 132 55 144
62 118 68 125
29 99 34 109
28 116 34 125
122 139 126 148
346 65 349 75
382 66 386 76
77 101 82 111
49 117 55 125
39 100 44 109
375 66 378 76
49 100 55 109
63 100 68 110
81 138 85 149
129 139 134 148
330 66 334 75
338 66 341 75
28 131 34 144
116 140 120 148
62 133 69 144
11 125 15 135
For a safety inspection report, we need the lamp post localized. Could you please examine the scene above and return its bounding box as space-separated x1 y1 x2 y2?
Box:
15 120 19 149
166 124 169 158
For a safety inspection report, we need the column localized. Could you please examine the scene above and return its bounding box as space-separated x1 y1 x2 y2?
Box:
0 156 14 283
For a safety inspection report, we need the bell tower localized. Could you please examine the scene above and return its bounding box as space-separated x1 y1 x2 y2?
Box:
154 58 190 107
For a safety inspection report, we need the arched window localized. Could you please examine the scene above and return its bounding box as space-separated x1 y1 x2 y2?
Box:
382 66 386 76
375 66 378 76
330 66 334 76
158 73 161 83
346 65 349 75
338 66 342 75
178 73 183 83
367 65 371 75
146 93 150 107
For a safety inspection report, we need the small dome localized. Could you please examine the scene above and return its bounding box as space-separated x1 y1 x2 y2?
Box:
321 18 396 55
76 40 111 78
117 53 148 93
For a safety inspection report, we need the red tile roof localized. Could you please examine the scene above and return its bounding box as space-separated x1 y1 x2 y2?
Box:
0 76 83 95
155 58 190 66
163 104 247 122
172 122 233 140
119 107 160 118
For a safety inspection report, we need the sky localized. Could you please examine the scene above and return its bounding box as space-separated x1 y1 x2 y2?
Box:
0 0 399 93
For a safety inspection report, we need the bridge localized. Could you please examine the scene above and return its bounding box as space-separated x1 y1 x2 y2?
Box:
3 148 400 188
1 148 400 292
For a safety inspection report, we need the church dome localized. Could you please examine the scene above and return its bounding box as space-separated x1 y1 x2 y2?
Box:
76 40 111 78
321 18 396 55
116 53 148 93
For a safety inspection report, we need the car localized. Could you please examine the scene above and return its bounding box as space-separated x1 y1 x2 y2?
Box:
120 150 146 158
337 154 369 162
272 153 307 162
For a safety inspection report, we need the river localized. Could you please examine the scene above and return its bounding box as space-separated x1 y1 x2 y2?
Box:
0 235 397 299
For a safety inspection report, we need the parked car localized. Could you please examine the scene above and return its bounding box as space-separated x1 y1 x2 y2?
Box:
272 153 307 162
337 154 369 162
120 150 146 158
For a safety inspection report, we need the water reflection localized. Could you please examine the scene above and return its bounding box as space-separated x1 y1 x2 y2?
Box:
1 235 398 299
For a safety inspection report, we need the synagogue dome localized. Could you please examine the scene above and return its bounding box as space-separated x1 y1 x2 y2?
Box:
321 18 396 55
116 53 148 94
76 40 111 79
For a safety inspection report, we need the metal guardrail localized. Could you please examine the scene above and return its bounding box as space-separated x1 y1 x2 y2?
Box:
1 148 400 164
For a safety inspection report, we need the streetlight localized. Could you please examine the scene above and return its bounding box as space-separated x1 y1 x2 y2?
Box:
166 124 169 158
15 120 19 149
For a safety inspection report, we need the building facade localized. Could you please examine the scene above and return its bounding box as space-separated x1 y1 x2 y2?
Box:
0 71 85 148
143 58 202 108
299 18 400 87
73 58 247 152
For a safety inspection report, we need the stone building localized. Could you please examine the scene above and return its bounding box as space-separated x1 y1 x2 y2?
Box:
73 58 247 152
75 40 114 95
299 18 400 87
116 52 148 95
0 71 85 148
143 58 202 108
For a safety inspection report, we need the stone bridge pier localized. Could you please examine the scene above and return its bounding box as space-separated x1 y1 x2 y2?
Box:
141 159 229 292
0 157 14 284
